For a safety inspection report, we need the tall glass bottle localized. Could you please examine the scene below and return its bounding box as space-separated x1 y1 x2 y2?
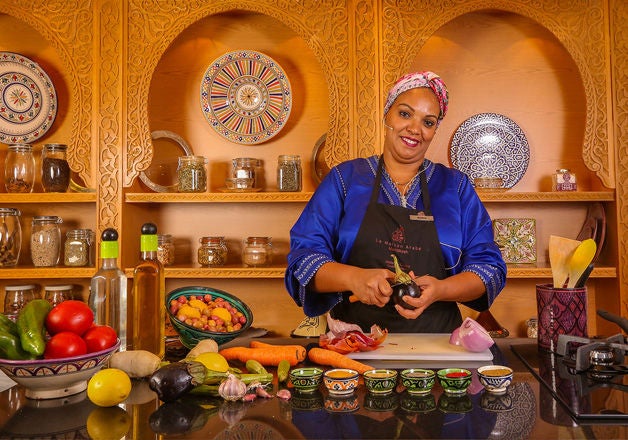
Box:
131 223 165 358
89 228 128 351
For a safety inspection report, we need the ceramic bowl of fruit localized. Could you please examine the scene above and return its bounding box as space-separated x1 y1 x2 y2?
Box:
0 340 120 400
166 286 253 348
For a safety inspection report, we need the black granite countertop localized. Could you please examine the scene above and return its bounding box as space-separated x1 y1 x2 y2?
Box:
0 337 625 439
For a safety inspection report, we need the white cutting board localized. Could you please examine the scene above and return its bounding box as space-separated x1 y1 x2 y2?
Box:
347 334 493 366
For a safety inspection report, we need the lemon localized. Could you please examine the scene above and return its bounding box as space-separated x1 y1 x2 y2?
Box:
212 307 232 322
86 406 131 440
194 352 229 372
87 368 132 407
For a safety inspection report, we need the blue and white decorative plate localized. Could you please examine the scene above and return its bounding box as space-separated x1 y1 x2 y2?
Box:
200 50 292 145
0 52 57 143
450 113 529 189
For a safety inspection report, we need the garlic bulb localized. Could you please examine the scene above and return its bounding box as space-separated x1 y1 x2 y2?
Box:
218 373 247 401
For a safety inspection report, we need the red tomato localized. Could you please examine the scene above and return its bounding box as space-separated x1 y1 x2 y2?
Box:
44 332 87 359
82 325 118 353
45 300 94 336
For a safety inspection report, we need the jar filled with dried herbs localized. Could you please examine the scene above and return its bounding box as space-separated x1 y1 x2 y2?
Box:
31 216 62 267
177 156 207 192
242 236 273 267
157 234 175 266
4 144 35 193
277 155 302 191
64 229 93 267
198 236 228 267
41 143 71 192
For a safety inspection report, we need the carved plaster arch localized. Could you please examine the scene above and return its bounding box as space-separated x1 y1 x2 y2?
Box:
125 0 347 186
381 0 612 188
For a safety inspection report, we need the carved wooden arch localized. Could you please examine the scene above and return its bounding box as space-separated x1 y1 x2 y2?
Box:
381 0 612 188
0 4 94 185
125 0 348 187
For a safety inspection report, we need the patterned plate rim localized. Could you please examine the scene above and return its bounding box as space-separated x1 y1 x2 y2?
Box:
0 51 57 143
449 113 529 189
200 50 292 145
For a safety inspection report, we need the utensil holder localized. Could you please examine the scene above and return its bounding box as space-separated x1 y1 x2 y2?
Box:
536 283 587 352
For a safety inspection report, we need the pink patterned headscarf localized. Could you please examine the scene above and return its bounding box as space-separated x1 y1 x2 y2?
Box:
384 71 449 124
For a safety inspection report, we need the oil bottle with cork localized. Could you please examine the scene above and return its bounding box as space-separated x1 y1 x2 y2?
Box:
89 228 128 350
130 223 165 358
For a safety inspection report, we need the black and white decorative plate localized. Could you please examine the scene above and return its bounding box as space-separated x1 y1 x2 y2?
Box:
200 50 292 145
0 52 57 143
450 113 529 189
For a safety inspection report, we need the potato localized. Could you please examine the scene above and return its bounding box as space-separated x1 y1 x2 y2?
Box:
186 339 219 359
108 350 162 378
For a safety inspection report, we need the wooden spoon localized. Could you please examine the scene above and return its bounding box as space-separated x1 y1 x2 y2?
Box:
548 235 581 288
566 238 597 288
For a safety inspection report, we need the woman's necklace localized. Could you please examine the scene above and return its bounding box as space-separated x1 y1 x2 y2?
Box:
394 174 418 207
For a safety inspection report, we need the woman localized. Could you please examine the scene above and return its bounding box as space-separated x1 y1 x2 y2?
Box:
285 71 506 333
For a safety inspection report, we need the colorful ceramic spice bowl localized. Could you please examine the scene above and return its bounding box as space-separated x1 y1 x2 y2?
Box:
323 368 359 396
436 368 473 395
477 365 514 395
289 367 323 393
400 368 436 395
363 369 398 395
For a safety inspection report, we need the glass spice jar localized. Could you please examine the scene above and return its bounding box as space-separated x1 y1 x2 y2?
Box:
198 236 228 267
3 284 39 320
232 157 263 189
30 215 62 267
64 229 93 267
552 169 577 191
4 144 36 193
43 284 75 307
277 154 302 192
177 155 207 192
157 234 175 266
41 143 71 192
242 236 273 267
0 207 22 267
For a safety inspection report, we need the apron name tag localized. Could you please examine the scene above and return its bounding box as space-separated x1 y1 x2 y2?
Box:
409 211 434 221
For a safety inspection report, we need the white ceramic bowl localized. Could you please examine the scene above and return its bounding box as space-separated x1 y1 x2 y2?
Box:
0 340 120 399
477 365 513 394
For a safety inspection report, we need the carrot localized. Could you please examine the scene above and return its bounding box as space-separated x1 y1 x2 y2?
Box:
219 345 306 367
308 347 374 374
249 340 305 351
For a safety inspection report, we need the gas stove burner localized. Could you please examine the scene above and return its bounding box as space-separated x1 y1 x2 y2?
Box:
556 334 627 373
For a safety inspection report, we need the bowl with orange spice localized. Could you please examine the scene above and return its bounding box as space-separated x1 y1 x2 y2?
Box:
323 368 359 396
477 365 513 394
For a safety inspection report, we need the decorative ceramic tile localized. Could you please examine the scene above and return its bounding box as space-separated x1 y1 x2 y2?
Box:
493 218 536 264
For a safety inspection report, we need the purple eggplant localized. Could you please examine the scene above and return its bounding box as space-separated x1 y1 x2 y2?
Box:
390 254 421 310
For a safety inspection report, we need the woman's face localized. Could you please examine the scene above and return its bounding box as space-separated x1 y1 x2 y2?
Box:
383 87 441 165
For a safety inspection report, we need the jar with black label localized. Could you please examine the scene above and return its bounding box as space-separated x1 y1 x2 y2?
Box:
4 144 35 193
64 229 93 267
41 143 71 192
277 155 302 191
31 216 62 267
242 236 273 267
0 208 22 267
198 236 228 267
157 234 175 266
177 156 207 192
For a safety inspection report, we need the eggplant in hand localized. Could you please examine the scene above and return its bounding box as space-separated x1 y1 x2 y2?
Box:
149 361 206 402
390 254 421 310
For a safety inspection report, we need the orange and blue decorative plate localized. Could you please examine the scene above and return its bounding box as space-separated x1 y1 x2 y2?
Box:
0 52 57 143
200 50 292 145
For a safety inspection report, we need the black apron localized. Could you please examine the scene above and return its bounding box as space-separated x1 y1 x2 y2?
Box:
331 157 462 333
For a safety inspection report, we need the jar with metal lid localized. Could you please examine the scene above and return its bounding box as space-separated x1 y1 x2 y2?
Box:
198 236 228 267
552 168 577 191
157 234 175 266
232 158 263 189
242 236 273 267
41 143 71 192
4 144 35 193
277 154 302 191
64 229 93 267
30 215 62 267
3 284 39 319
43 284 74 307
177 155 207 192
0 208 22 267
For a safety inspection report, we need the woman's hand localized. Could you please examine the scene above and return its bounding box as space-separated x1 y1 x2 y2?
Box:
394 274 439 319
349 268 395 307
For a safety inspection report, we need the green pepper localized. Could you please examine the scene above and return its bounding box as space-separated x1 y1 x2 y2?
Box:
0 330 35 360
16 299 52 356
0 313 18 335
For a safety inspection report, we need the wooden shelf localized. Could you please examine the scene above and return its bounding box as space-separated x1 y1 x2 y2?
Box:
477 191 614 202
0 267 97 279
0 193 97 203
125 192 314 203
505 265 615 279
124 265 286 279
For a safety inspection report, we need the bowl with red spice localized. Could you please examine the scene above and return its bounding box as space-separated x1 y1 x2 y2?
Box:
436 368 472 395
477 365 513 395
